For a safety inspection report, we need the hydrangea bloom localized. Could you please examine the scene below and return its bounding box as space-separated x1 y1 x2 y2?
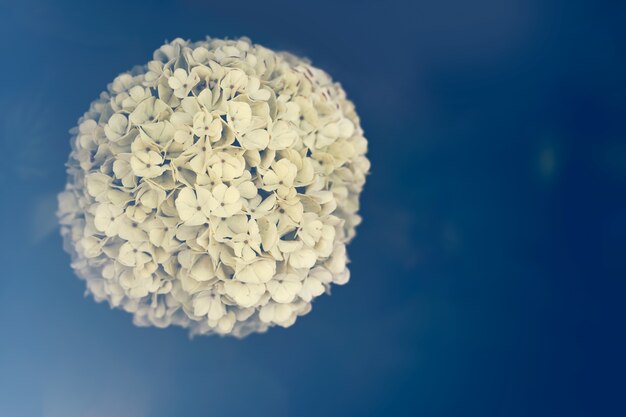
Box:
57 37 370 337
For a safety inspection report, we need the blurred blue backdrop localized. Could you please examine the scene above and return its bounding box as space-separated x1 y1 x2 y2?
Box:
1 0 625 416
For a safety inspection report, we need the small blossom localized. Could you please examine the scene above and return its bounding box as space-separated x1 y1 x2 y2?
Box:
298 275 326 303
112 156 137 188
288 247 317 269
85 172 112 201
193 292 225 320
185 136 213 174
259 302 294 326
144 60 164 86
111 73 136 94
262 159 297 197
244 194 277 219
223 281 265 308
119 268 159 298
122 86 152 111
227 101 252 133
266 273 302 303
129 97 170 125
168 68 200 98
298 212 323 247
228 219 262 262
118 241 153 267
130 150 165 178
275 197 304 224
175 186 212 226
118 215 149 242
207 151 245 180
220 68 248 98
93 203 124 237
104 114 129 142
240 128 269 150
268 120 298 150
207 183 242 218
147 216 180 252
235 258 276 284
192 110 222 142
214 311 236 333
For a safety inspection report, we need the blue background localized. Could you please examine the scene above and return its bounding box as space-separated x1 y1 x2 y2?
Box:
1 0 625 416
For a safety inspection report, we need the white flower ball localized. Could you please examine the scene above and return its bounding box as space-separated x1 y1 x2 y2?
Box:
57 37 370 337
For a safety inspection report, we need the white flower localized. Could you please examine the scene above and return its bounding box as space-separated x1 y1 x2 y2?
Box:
147 216 180 251
140 121 175 147
122 86 152 110
111 73 135 94
240 129 269 150
168 68 200 98
235 258 275 283
214 312 236 333
117 216 149 242
78 236 103 258
118 241 153 267
228 219 262 262
221 69 248 98
207 184 242 218
245 194 276 219
288 247 317 269
276 197 304 224
262 159 297 197
193 292 225 320
93 203 124 237
136 184 166 210
185 253 217 283
185 136 213 174
58 37 369 337
227 101 252 133
213 214 246 242
266 273 302 303
223 281 265 308
192 110 222 142
207 151 245 180
191 46 211 64
298 275 326 303
298 212 323 247
231 172 257 199
129 97 170 125
268 120 298 150
246 76 271 101
175 186 212 226
144 60 164 86
259 302 294 326
119 268 159 298
130 150 165 178
76 119 98 150
104 114 129 141
258 217 279 252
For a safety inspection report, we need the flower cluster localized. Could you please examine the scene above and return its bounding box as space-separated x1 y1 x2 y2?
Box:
57 37 369 337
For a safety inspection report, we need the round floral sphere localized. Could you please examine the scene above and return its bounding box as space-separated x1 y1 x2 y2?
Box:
57 37 369 337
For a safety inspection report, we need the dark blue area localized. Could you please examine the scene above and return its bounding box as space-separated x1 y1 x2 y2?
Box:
1 1 625 416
